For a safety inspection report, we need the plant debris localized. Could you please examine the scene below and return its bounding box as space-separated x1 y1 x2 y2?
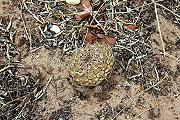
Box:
75 0 93 20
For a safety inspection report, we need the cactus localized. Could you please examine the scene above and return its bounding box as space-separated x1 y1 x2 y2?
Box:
69 43 114 86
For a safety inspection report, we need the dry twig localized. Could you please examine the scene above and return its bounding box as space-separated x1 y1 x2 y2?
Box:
152 0 166 57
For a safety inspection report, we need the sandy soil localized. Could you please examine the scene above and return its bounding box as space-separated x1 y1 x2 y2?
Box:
20 15 179 119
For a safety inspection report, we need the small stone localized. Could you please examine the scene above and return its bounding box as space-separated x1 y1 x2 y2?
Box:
66 0 80 5
58 118 65 120
50 25 60 33
123 81 130 87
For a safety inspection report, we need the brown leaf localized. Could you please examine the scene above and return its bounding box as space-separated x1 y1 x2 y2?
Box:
125 24 138 30
75 0 92 20
97 34 116 46
76 0 92 11
85 25 103 32
84 30 97 44
75 12 90 20
84 30 116 46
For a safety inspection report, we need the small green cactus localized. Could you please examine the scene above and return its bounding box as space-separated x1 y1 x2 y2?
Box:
69 43 114 86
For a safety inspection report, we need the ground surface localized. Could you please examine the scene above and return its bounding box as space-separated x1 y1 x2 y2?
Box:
0 0 179 120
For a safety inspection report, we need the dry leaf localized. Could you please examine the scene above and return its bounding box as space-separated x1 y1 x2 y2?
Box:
125 24 138 30
97 34 116 46
75 0 92 20
85 25 103 32
84 28 116 46
75 12 90 20
76 0 92 11
84 30 97 44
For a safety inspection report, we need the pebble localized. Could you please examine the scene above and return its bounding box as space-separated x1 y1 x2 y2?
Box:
66 0 80 5
123 81 130 87
50 25 60 33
